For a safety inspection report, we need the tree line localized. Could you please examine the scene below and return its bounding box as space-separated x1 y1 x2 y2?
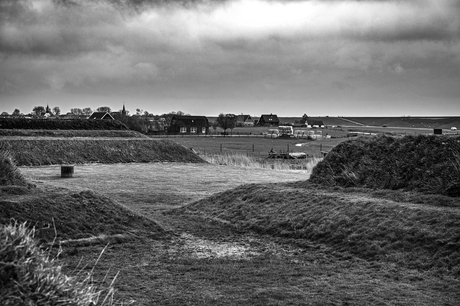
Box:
1 106 252 135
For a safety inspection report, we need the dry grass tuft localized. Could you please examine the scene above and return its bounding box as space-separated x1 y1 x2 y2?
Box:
0 150 32 187
200 151 322 172
0 221 118 306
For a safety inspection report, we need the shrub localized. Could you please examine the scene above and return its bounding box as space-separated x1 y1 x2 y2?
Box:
0 222 117 306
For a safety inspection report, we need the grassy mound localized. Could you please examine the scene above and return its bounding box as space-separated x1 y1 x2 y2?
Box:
0 222 118 306
175 183 460 277
0 129 147 138
310 135 460 196
0 188 167 244
0 139 204 166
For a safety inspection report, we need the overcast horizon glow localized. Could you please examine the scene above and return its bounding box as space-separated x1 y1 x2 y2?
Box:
1 0 459 117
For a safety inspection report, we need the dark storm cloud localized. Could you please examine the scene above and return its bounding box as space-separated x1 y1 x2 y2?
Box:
1 0 459 116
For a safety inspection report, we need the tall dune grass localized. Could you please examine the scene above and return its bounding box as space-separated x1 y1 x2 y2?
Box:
200 151 322 172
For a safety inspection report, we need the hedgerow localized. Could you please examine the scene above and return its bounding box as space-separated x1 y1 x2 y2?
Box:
0 118 128 130
309 135 460 196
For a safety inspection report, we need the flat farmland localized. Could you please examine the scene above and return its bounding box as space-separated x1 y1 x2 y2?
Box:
151 136 346 157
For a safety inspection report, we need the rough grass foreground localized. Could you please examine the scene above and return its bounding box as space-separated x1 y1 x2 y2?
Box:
0 139 204 166
310 135 460 196
175 182 460 278
0 222 118 306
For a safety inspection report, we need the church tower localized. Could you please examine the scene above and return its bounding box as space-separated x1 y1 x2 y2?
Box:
122 103 126 118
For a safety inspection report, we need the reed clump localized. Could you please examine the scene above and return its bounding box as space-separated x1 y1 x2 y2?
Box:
200 151 322 172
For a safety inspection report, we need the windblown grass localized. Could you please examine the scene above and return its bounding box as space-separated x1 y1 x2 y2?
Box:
200 151 322 171
0 222 118 306
0 150 32 188
176 182 460 278
0 139 204 166
310 135 460 196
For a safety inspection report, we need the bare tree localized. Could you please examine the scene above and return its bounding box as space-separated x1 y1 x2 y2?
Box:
32 106 45 117
82 107 93 115
97 106 111 112
70 108 83 115
52 106 60 116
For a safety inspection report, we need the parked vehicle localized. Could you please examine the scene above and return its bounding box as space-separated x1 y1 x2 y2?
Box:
278 126 294 137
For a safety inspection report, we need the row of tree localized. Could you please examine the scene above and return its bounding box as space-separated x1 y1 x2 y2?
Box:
2 106 257 135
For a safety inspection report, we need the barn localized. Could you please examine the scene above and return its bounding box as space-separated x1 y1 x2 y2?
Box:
168 115 209 134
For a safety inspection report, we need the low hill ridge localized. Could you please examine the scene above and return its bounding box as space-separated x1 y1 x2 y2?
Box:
0 139 204 166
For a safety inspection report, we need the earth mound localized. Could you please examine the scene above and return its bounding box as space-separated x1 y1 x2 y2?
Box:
310 135 460 196
0 187 168 244
0 139 204 166
175 183 460 277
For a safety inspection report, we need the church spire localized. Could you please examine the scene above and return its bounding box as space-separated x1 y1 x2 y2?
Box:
122 103 126 118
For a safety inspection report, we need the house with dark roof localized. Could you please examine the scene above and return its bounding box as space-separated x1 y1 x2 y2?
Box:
88 112 115 120
257 114 280 127
168 115 209 134
236 114 254 127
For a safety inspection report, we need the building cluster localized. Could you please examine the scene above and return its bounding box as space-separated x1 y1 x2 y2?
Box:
0 104 325 135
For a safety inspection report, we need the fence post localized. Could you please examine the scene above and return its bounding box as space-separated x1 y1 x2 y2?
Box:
220 143 222 152
252 144 254 152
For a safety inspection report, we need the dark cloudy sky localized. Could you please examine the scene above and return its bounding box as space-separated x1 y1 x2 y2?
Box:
1 0 459 116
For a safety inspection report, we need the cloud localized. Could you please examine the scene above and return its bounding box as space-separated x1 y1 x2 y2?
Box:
0 0 459 115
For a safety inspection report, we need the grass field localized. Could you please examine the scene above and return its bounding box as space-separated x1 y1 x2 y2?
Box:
156 136 346 158
12 162 460 305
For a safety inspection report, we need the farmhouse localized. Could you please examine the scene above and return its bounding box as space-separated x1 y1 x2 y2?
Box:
258 114 280 127
236 114 254 127
168 115 209 134
88 112 115 120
